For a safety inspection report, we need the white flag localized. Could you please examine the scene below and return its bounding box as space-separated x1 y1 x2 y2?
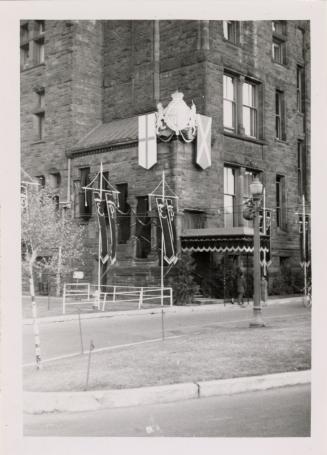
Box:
138 113 157 169
196 114 212 170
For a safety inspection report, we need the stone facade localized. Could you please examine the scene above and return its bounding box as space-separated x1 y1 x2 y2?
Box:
21 20 311 293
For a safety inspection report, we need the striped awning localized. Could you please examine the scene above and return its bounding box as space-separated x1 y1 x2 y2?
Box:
181 227 270 254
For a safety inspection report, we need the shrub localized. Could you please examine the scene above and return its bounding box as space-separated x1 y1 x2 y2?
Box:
167 253 199 305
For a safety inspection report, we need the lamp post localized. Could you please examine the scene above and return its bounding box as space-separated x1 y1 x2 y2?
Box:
249 177 265 328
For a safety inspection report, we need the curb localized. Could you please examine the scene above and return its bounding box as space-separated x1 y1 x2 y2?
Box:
23 369 310 415
23 296 303 325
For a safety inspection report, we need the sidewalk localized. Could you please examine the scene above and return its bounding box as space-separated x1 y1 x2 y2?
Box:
23 294 303 325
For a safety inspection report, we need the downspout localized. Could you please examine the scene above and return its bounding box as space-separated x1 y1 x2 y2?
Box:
60 157 71 207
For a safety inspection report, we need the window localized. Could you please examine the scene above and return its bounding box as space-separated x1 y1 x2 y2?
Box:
116 183 130 244
79 168 92 218
242 82 257 138
276 175 286 229
34 90 45 141
48 172 61 189
35 175 45 188
20 21 45 69
224 72 261 139
275 90 285 140
224 166 235 227
296 27 305 59
21 23 29 41
36 20 45 34
223 21 240 44
272 38 286 64
272 21 286 35
297 66 305 113
297 141 306 197
35 37 45 64
183 210 206 230
272 21 287 65
223 75 236 131
20 44 30 68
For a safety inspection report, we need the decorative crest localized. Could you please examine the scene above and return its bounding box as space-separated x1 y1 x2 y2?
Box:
156 91 197 143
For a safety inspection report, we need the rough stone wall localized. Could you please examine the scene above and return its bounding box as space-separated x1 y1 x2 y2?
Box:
21 20 103 202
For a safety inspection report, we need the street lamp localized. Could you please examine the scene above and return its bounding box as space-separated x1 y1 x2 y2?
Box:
249 177 265 328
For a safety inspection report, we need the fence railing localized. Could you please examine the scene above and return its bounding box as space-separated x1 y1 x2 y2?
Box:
62 282 91 314
62 283 173 314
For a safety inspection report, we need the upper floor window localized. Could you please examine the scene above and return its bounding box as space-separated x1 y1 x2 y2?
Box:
296 27 305 59
33 89 45 141
35 37 45 64
297 66 305 113
223 21 240 44
36 20 45 34
272 21 286 36
20 23 29 42
272 38 286 65
272 21 287 65
223 72 261 139
223 75 236 131
242 82 257 138
20 20 45 69
275 90 286 140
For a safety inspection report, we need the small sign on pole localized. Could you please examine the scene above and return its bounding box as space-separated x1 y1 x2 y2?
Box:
73 271 84 280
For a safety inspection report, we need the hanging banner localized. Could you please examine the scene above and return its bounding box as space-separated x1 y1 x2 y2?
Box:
196 114 212 170
105 192 117 264
156 197 178 265
94 192 109 264
138 113 157 169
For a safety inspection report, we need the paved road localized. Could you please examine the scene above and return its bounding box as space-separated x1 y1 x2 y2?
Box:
24 384 310 437
23 300 309 365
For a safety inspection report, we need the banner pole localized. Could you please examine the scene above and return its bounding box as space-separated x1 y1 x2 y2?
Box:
97 162 103 308
161 171 165 306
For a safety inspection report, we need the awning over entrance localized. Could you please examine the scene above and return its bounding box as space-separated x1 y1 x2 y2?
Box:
181 227 270 254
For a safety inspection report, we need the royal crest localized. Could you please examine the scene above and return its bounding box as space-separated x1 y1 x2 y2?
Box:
156 91 197 142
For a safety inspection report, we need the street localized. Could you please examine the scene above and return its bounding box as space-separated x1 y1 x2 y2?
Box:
24 384 310 437
23 300 309 365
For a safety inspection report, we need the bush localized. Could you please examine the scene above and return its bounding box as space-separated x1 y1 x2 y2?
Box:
270 267 305 296
167 253 199 305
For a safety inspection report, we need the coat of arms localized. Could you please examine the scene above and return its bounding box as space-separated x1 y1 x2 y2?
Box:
156 91 197 142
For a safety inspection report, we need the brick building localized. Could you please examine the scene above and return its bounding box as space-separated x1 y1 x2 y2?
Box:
20 20 311 296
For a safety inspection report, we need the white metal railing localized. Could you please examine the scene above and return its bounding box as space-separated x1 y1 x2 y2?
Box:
62 282 91 314
62 283 173 314
90 284 173 312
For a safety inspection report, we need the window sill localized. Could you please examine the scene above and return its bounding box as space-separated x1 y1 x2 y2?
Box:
274 138 288 145
21 62 45 73
222 38 242 49
271 59 288 69
31 140 46 145
223 131 266 146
